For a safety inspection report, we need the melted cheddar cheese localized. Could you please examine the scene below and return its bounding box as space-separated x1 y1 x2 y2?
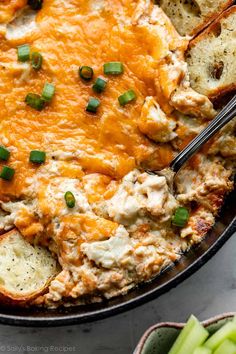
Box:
0 0 212 199
0 0 234 307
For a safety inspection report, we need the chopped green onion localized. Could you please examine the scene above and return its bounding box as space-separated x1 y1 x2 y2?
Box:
31 52 43 70
25 93 45 111
118 89 136 106
79 66 94 81
28 0 43 10
30 150 46 164
103 62 124 75
64 191 76 208
0 166 15 181
42 83 55 102
17 44 30 62
0 146 10 161
86 97 100 113
172 207 189 227
92 77 107 93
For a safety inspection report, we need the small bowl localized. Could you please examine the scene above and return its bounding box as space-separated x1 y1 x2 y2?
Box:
134 313 235 354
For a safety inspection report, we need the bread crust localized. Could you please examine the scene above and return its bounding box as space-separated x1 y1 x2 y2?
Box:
187 5 236 101
190 0 234 37
0 229 58 303
159 0 234 37
189 5 236 46
210 84 236 103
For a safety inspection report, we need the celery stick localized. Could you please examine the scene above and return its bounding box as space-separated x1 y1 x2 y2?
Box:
168 315 209 354
214 339 236 354
168 315 197 354
205 323 236 350
173 322 209 354
193 347 212 354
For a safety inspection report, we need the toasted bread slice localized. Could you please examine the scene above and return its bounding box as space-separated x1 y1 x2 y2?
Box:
158 0 233 36
0 229 58 302
186 6 236 100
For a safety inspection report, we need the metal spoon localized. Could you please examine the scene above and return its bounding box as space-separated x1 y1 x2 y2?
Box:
154 95 236 184
170 94 236 173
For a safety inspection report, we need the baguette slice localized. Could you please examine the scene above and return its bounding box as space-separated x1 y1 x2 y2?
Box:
0 229 59 302
158 0 233 37
186 6 236 100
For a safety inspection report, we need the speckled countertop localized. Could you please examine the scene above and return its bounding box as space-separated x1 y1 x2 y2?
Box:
0 233 235 354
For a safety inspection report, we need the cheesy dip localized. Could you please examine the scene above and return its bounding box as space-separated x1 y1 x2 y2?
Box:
0 0 234 308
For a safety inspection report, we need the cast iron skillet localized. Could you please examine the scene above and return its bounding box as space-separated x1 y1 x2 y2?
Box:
0 184 235 326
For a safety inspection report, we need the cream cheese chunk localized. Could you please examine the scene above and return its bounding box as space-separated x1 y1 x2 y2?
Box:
81 226 133 269
106 169 178 225
6 8 37 41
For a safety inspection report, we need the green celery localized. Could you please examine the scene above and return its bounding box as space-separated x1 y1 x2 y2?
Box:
193 347 211 354
168 315 209 354
205 323 236 350
214 339 236 354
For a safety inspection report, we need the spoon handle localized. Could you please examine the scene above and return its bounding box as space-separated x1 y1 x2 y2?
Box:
170 95 236 173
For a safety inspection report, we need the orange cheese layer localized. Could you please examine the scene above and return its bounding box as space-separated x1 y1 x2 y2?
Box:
0 0 27 23
0 0 187 199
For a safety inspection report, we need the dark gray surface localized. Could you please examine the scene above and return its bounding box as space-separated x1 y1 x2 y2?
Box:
0 233 235 354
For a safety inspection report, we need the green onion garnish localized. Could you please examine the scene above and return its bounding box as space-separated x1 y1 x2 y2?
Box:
42 83 55 102
17 44 30 62
103 62 124 75
25 93 45 111
0 166 15 181
31 52 43 70
28 0 43 10
172 207 189 227
0 146 10 161
118 90 136 106
64 191 76 208
79 66 94 81
92 77 107 93
30 150 46 164
86 97 100 113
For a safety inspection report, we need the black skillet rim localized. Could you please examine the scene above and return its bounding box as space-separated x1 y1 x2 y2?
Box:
0 188 235 327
